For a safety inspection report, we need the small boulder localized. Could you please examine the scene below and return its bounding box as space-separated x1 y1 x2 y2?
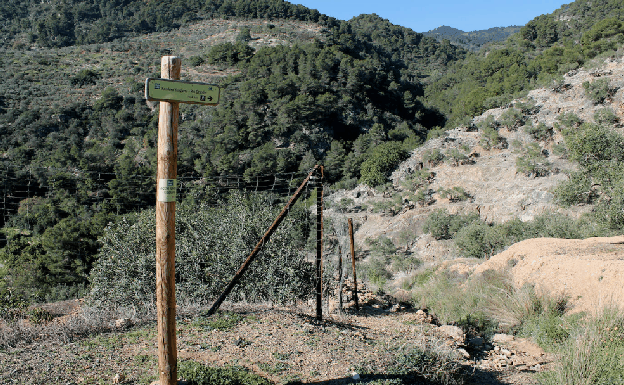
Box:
492 333 514 343
436 325 465 345
115 318 132 329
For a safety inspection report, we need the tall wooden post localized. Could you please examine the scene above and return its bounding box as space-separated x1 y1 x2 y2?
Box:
315 166 324 320
156 56 181 385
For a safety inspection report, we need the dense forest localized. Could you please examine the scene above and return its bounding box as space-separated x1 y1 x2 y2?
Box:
2 0 624 306
423 25 523 51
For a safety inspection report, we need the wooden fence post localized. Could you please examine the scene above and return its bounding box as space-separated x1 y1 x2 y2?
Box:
155 55 181 385
316 166 324 320
348 218 359 310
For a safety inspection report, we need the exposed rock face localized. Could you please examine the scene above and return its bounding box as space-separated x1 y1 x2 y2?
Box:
326 57 624 262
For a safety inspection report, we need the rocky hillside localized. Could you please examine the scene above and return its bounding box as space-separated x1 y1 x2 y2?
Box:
327 55 624 265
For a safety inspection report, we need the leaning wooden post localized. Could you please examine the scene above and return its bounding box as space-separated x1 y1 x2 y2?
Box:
315 166 324 320
155 56 181 385
348 218 359 310
206 165 320 316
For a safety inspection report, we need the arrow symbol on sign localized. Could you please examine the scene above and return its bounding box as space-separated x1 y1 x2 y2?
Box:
208 96 213 101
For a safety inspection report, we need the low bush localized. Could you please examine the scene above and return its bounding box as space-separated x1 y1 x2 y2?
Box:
188 55 205 67
594 107 619 125
438 186 470 202
179 361 271 385
388 346 463 385
360 142 409 187
444 149 468 166
422 209 479 240
558 122 624 229
422 148 444 167
524 121 552 142
515 142 552 177
87 191 315 315
537 308 624 384
498 108 525 130
359 236 399 288
556 112 583 129
454 221 508 259
411 267 574 338
360 255 393 288
400 169 432 191
390 254 422 273
424 210 612 259
582 78 614 104
480 125 505 150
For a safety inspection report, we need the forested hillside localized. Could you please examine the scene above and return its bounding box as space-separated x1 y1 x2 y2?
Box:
423 25 523 51
426 0 624 126
2 0 624 306
0 0 465 304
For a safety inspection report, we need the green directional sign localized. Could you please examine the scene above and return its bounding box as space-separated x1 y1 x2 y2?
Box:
145 78 220 105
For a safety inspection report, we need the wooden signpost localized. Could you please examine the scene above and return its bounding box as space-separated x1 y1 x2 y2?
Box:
148 56 220 385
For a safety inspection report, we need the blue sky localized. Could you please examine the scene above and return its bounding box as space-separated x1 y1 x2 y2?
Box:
292 0 570 32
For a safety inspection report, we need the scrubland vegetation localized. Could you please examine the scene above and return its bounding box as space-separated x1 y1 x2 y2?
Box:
2 0 624 383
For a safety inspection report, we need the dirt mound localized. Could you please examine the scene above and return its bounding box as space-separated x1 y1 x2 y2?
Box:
474 236 624 314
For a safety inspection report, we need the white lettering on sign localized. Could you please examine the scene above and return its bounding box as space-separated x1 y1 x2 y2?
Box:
157 179 177 202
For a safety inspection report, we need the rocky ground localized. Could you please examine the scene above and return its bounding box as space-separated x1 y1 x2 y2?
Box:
0 289 554 385
326 56 624 264
4 37 624 385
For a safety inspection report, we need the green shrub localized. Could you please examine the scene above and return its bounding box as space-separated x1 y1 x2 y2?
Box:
178 361 271 385
410 188 431 206
206 42 254 65
188 55 205 67
554 172 595 205
359 142 409 187
498 108 525 130
518 300 571 349
411 268 497 333
361 255 393 287
558 122 624 229
444 149 468 166
367 236 397 257
87 192 315 313
524 121 552 142
537 308 624 385
515 142 552 177
390 254 422 273
478 118 505 149
594 107 618 125
236 27 252 43
423 209 479 240
333 177 358 190
426 127 447 140
454 221 507 258
26 307 53 324
388 346 463 385
400 169 432 190
556 112 583 129
70 69 100 86
582 78 613 104
422 148 444 166
438 186 470 202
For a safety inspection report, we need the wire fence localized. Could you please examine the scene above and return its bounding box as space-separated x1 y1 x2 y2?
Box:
0 165 318 244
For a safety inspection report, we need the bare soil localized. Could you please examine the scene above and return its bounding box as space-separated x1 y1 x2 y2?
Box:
0 290 553 385
474 235 624 314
